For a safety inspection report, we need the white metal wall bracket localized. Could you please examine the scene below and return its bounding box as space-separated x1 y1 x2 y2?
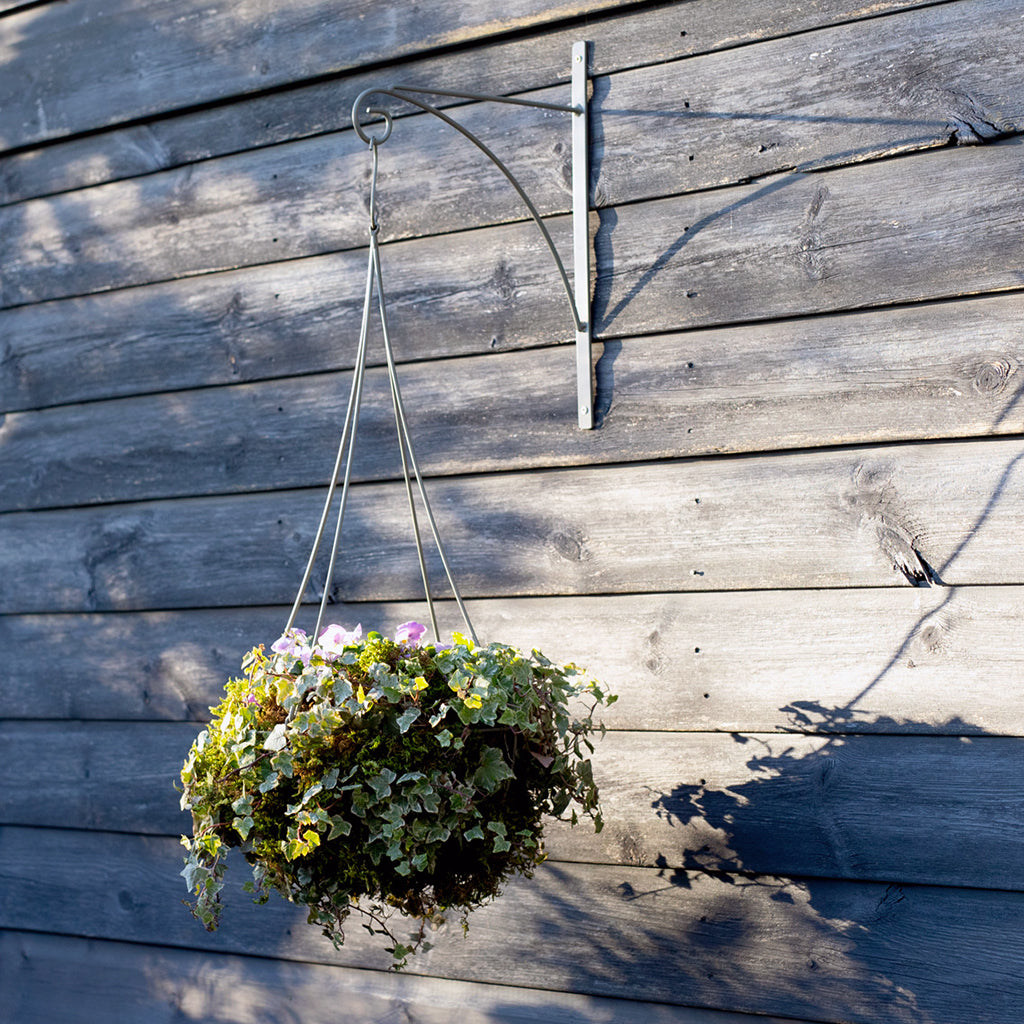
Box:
352 41 594 428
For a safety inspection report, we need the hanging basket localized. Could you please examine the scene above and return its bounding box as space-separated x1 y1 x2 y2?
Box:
179 622 614 965
178 57 611 967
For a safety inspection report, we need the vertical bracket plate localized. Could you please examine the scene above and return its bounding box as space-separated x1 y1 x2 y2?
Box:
572 41 593 429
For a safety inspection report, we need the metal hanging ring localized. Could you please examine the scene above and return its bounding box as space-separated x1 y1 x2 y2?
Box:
352 89 393 146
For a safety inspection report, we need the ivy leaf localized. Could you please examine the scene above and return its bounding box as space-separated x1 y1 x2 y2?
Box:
233 815 254 840
231 794 253 815
180 861 204 892
396 707 420 734
263 724 288 751
301 782 323 806
368 769 395 801
472 746 514 794
328 816 352 840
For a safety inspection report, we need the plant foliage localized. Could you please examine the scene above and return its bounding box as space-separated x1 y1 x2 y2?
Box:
178 621 615 966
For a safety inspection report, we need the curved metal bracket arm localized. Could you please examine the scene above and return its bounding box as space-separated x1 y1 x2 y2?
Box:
351 41 593 428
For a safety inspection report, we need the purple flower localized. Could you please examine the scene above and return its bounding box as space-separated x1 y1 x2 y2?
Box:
318 623 363 658
271 629 312 665
395 621 427 646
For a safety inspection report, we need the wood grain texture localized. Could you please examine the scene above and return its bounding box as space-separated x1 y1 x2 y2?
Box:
590 0 1023 205
2 437 1023 614
2 827 1022 1023
546 732 1024 888
5 1 1023 307
3 586 1022 735
6 292 1024 508
3 721 1020 890
5 147 1024 418
0 932 779 1024
0 0 941 204
0 220 572 411
3 132 1023 396
0 0 641 150
591 138 1024 340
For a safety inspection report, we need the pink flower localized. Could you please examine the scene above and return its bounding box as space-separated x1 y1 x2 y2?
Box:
395 621 427 646
318 623 363 658
271 629 312 665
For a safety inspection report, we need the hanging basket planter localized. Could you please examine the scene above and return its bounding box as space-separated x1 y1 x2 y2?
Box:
178 49 611 967
179 621 614 965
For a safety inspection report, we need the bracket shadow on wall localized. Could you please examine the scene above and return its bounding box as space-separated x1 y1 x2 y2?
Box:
282 44 592 646
351 40 593 429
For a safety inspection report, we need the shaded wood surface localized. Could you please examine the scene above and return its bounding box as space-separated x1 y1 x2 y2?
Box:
1 826 1021 1024
591 0 1022 203
591 138 1024 340
0 221 572 410
2 437 1023 614
0 0 940 205
6 292 1024 507
3 586 1022 735
3 720 1019 890
6 141 1024 410
6 3 1023 1022
548 732 1024 888
0 0 941 154
6 7 1024 309
0 0 641 150
3 133 1023 391
0 931 775 1024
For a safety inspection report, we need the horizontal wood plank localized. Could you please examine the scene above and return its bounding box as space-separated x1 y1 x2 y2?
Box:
546 732 1024 888
2 826 1021 1023
5 2 1023 307
0 0 641 151
3 138 1023 423
0 931 775 1024
0 0 939 205
3 721 1019 890
591 138 1024 340
3 586 1022 736
0 220 572 411
6 292 1024 507
2 437 1024 614
591 0 1023 205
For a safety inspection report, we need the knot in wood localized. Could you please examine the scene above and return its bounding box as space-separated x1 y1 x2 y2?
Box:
972 359 1013 394
918 624 944 654
550 527 587 562
488 259 518 304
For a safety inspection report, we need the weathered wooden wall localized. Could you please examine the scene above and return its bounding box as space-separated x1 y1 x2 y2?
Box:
2 1 1023 1021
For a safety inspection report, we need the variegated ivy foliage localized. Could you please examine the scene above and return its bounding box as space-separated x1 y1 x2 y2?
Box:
179 621 614 966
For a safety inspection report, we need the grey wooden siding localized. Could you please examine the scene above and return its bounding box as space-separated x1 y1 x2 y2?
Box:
2 2 1023 1022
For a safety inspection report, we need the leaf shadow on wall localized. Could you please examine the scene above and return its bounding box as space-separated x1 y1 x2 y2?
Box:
501 444 1024 1022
